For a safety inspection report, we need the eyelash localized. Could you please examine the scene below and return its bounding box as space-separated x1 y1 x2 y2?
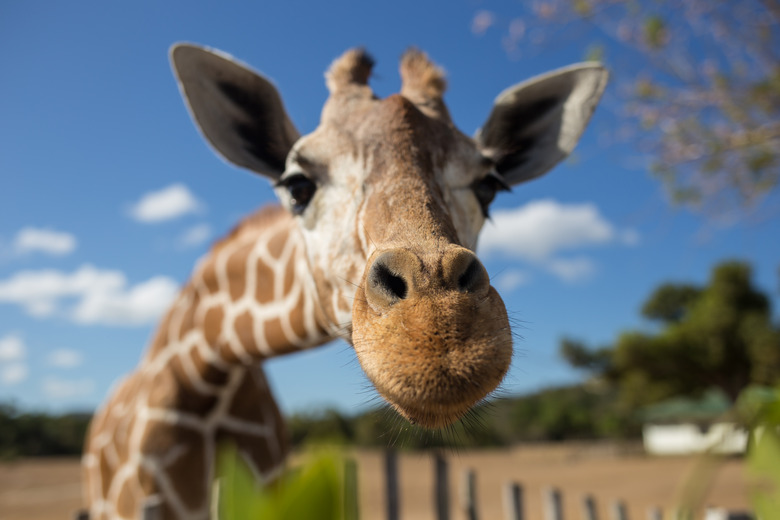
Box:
471 171 511 218
276 173 317 215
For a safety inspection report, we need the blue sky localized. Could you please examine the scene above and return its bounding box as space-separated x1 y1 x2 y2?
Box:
1 1 778 416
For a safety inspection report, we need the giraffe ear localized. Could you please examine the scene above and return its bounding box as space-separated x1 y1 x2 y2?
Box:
170 43 300 180
475 63 608 186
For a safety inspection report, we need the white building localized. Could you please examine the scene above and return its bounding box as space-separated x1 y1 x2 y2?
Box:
643 421 748 456
641 390 748 456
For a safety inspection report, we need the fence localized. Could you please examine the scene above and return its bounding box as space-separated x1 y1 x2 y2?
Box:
379 450 756 520
75 449 756 520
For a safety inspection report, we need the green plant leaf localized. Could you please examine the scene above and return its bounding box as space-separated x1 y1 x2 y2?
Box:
215 444 345 520
747 427 780 518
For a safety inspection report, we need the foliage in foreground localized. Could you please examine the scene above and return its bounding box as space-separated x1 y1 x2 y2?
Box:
739 386 780 518
668 385 780 518
215 444 345 520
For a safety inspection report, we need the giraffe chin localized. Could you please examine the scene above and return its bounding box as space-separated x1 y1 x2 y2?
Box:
367 351 511 429
384 382 502 429
391 402 474 429
362 352 510 429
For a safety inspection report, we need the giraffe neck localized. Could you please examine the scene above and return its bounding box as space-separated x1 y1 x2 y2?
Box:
144 206 334 373
83 206 340 520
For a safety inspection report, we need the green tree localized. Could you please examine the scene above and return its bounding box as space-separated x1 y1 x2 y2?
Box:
0 404 91 459
288 409 354 446
562 261 780 408
507 385 633 441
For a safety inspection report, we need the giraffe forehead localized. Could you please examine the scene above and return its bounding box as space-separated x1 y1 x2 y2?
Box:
309 94 478 185
359 94 452 146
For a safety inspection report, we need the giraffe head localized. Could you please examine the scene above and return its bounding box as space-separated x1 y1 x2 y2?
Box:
172 45 607 428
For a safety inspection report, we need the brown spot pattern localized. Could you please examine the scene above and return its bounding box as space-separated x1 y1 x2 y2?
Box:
116 480 136 518
233 310 256 354
166 433 208 510
191 346 229 386
263 318 288 354
254 258 276 305
267 227 287 259
226 243 252 300
282 257 296 295
199 261 220 295
289 293 307 340
202 306 223 346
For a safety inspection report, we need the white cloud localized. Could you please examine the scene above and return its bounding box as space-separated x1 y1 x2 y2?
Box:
471 10 495 35
0 334 25 362
1 363 28 385
479 200 618 260
620 229 641 246
47 349 83 369
546 257 596 283
178 223 212 248
478 199 638 284
41 377 95 399
13 227 76 256
128 183 202 223
0 335 27 386
493 269 530 292
72 275 179 326
0 264 179 326
0 265 123 318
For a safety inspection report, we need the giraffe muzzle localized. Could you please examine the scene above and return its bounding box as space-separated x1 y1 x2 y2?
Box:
353 246 511 428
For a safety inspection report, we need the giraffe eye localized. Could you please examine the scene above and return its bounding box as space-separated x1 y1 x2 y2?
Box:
277 174 317 215
472 172 510 217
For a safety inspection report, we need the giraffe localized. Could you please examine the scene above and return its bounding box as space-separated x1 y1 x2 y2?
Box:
82 44 607 519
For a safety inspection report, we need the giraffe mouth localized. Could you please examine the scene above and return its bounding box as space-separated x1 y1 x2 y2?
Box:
352 288 513 429
350 246 513 430
369 355 510 429
388 393 490 429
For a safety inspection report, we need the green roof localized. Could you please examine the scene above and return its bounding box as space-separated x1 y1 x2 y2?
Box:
641 389 732 424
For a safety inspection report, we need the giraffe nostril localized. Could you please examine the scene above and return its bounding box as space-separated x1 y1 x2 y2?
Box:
446 249 490 296
457 259 482 293
369 262 408 301
364 250 419 311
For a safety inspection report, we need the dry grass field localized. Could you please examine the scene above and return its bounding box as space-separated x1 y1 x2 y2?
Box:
0 443 750 520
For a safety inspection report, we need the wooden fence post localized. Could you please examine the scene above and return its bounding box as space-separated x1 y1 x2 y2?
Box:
670 507 693 520
461 468 478 520
543 487 564 520
210 478 221 520
384 449 399 520
344 457 360 520
142 501 162 520
503 482 524 520
703 509 756 520
434 450 450 520
610 500 628 520
582 494 599 520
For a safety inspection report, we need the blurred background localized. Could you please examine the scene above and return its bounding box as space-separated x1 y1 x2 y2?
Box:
0 1 778 518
